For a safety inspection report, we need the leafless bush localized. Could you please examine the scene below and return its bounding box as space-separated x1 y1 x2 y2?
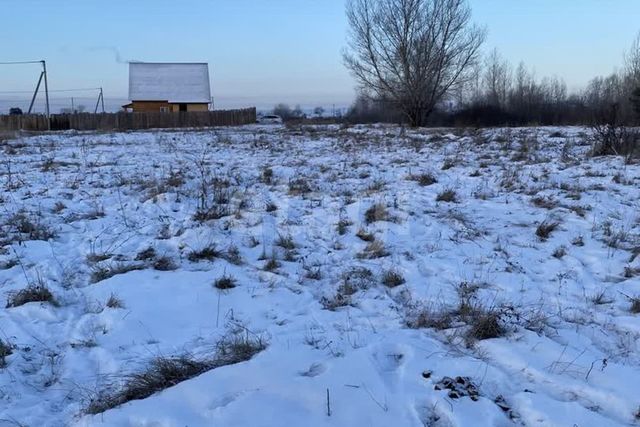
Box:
590 103 640 161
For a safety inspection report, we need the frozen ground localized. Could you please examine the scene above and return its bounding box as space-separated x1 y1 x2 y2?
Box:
0 124 639 427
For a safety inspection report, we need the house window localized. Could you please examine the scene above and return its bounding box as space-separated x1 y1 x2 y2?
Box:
159 107 169 113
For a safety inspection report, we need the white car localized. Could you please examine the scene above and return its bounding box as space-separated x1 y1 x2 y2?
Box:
258 115 283 124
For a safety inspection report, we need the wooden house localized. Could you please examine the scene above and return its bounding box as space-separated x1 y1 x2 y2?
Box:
123 62 211 113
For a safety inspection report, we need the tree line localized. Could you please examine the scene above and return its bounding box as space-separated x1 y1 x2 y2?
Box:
342 0 640 128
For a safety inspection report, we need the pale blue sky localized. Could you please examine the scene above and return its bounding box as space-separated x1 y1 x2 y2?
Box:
1 0 639 111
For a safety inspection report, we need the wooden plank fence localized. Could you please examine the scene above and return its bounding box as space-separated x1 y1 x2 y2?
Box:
0 108 257 132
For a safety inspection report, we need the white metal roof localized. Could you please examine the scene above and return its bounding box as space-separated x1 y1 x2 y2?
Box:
128 62 211 103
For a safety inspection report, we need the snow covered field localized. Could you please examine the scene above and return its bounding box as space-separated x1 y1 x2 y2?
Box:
0 124 639 427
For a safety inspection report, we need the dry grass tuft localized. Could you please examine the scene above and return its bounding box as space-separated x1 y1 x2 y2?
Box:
6 283 57 308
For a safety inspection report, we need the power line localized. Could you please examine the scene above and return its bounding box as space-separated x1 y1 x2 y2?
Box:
0 60 43 65
0 88 101 94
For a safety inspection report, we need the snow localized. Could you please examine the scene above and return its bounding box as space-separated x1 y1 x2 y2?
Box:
0 125 639 427
128 62 211 103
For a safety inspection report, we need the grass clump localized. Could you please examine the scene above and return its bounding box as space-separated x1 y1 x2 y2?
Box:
357 240 390 259
408 172 438 186
85 333 266 415
214 274 237 290
355 227 375 242
6 283 56 308
436 189 458 203
275 234 296 250
382 268 405 288
0 339 13 367
106 293 124 309
535 221 560 240
91 263 145 283
153 256 178 271
187 245 221 262
364 203 390 224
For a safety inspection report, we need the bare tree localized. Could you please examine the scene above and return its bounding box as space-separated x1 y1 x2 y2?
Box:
344 0 486 127
625 31 640 86
483 48 511 108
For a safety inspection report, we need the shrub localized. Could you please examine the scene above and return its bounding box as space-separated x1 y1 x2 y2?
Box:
6 283 56 308
630 297 640 314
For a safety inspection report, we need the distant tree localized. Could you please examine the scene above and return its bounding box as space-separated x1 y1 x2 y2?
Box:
292 104 304 118
483 48 511 108
273 103 292 119
313 106 325 116
344 0 486 127
631 86 640 120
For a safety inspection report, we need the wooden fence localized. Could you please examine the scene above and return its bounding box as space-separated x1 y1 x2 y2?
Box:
0 108 257 132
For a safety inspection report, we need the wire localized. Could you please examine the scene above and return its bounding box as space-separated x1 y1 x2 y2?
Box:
0 88 101 94
0 60 43 65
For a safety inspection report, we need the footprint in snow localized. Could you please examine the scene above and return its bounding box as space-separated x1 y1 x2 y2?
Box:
299 362 327 377
370 342 412 391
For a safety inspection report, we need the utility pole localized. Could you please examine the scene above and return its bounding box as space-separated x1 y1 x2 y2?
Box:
41 60 50 118
27 71 45 114
94 88 105 113
41 60 50 130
